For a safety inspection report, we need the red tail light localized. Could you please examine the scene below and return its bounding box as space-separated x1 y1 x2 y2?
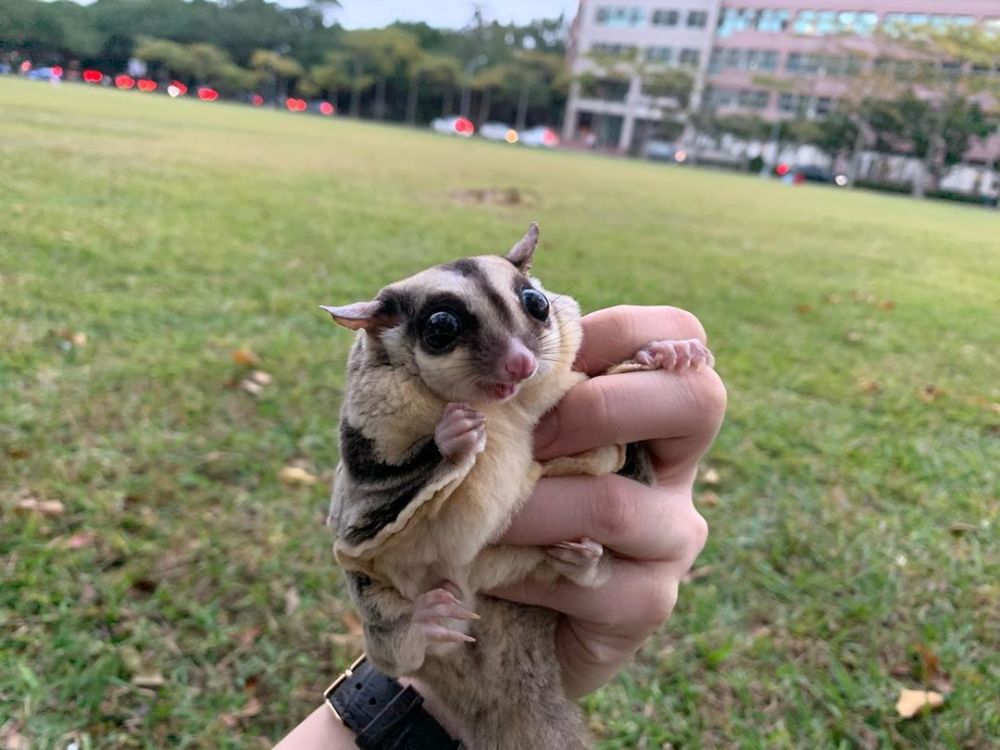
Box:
285 98 307 112
51 66 64 78
115 75 135 90
251 94 264 106
319 102 335 116
776 163 790 176
82 69 103 84
137 79 157 92
454 117 474 135
542 129 559 146
197 87 219 102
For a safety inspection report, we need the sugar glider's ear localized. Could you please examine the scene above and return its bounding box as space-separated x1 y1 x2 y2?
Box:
320 300 397 332
505 222 539 271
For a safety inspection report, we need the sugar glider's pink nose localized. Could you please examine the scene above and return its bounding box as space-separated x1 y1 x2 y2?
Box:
503 340 537 382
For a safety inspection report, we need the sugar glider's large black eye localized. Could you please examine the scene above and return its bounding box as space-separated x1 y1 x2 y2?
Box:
521 288 549 321
422 310 462 353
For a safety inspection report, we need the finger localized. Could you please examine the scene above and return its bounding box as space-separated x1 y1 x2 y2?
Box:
489 558 679 628
575 306 707 376
534 367 725 464
498 474 706 561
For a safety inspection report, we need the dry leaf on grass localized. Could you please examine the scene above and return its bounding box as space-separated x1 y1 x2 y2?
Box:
237 625 264 649
131 672 166 689
279 465 318 486
285 587 301 615
877 300 896 311
795 303 813 314
239 379 263 396
856 377 881 394
0 721 29 750
14 497 65 517
232 348 260 366
701 468 721 485
845 330 863 343
248 370 272 386
698 491 719 507
47 531 97 550
948 522 977 535
220 696 264 727
895 688 944 719
919 384 944 403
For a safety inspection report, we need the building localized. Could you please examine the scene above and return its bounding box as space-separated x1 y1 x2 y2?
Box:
563 0 1000 154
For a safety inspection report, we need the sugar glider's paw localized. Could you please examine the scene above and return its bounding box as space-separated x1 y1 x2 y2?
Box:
547 537 612 588
634 338 715 372
412 586 479 645
435 402 486 462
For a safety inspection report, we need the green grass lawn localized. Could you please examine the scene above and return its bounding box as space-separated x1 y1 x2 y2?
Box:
1 77 998 749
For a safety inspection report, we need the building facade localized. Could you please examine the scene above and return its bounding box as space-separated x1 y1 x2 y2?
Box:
563 0 1000 153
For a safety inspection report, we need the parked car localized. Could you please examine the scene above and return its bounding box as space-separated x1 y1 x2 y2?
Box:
479 122 518 143
777 164 848 187
518 126 560 148
26 66 60 81
431 116 475 137
644 140 688 163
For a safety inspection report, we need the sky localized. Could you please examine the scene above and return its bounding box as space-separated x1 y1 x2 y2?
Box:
327 1 579 29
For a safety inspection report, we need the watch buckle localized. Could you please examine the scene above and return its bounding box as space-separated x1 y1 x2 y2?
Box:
323 653 368 721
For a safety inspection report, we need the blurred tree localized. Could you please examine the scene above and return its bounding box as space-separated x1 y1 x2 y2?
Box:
406 51 462 123
340 27 419 119
250 48 304 103
134 36 191 82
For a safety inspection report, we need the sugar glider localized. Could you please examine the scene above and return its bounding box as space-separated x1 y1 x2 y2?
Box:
322 223 714 749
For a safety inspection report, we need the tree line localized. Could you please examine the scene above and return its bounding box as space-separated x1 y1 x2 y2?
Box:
0 0 569 127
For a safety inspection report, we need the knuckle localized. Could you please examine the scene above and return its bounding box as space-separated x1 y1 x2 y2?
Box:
686 509 709 560
588 475 636 540
641 575 679 629
693 368 728 425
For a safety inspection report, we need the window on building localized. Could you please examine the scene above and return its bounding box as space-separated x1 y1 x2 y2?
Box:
757 9 790 33
679 48 701 67
596 6 645 28
651 9 679 27
708 48 722 73
724 48 741 68
815 97 833 116
645 46 674 64
738 89 770 110
591 43 638 60
762 50 780 71
706 86 736 107
779 92 808 116
836 11 878 36
716 8 759 38
687 11 708 29
580 76 630 101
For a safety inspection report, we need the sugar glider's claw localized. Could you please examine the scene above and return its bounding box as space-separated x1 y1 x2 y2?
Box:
412 587 479 645
435 402 487 461
634 339 715 372
546 537 611 588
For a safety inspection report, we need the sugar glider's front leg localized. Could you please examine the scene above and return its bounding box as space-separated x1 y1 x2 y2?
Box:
345 572 478 676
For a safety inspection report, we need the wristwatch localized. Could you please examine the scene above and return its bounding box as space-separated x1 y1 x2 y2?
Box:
323 654 464 749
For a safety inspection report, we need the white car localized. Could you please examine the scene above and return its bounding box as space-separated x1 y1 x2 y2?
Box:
479 122 518 143
431 116 475 137
518 126 560 148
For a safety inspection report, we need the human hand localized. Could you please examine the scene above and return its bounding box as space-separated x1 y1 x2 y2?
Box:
489 305 727 698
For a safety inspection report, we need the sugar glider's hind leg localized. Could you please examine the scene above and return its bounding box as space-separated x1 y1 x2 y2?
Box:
344 572 478 677
421 599 592 750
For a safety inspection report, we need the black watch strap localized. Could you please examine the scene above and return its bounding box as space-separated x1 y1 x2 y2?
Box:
323 655 463 750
